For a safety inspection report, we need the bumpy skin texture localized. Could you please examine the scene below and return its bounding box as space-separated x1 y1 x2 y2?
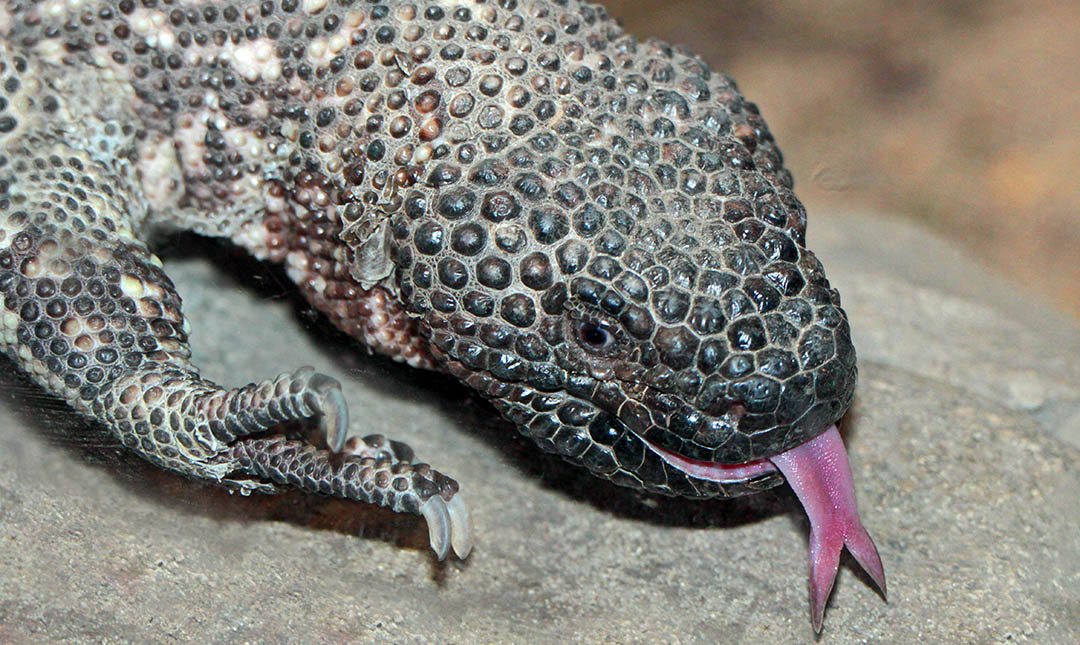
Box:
0 0 868 620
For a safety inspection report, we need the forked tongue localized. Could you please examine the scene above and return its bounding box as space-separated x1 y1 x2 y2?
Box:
768 425 886 632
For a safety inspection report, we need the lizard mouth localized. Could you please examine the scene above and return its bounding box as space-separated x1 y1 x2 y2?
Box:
641 436 778 483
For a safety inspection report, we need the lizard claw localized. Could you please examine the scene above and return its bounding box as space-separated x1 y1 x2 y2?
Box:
420 496 452 561
769 425 886 633
447 494 473 559
419 493 473 561
301 370 349 453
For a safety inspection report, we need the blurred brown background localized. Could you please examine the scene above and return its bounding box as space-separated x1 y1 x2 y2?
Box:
605 0 1080 322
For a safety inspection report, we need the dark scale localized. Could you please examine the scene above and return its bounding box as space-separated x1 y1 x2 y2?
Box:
0 0 883 629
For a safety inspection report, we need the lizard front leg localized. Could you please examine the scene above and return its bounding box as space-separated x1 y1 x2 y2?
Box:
0 133 469 559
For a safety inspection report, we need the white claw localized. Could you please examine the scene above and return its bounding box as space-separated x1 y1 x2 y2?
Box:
446 494 473 559
419 497 451 561
320 384 349 453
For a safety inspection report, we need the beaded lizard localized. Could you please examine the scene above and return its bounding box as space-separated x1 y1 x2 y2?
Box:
0 0 885 631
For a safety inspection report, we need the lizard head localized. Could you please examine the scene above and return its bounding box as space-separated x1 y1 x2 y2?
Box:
389 165 856 498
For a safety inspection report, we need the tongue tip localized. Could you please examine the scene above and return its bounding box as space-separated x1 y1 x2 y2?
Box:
807 528 888 634
847 525 888 599
770 424 887 631
808 543 839 634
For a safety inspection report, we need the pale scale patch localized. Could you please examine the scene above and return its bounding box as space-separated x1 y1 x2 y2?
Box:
1 311 19 344
304 10 366 67
120 275 145 299
127 9 175 51
223 39 282 83
136 133 185 212
302 0 329 15
284 251 311 286
173 111 210 179
230 220 273 260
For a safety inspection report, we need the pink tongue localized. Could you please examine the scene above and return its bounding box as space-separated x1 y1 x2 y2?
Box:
768 425 887 632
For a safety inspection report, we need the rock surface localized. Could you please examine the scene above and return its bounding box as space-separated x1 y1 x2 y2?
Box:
1 211 1078 643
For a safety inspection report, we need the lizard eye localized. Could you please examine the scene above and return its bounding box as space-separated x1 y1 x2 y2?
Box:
575 320 616 353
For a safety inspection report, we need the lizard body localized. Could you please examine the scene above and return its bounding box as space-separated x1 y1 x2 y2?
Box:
0 0 884 631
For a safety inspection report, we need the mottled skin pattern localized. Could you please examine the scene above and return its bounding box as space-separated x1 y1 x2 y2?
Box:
0 0 873 630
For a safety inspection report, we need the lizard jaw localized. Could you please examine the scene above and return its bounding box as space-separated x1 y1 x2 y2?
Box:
644 425 886 633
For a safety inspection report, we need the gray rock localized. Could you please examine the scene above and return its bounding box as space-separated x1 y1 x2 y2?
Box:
1 211 1077 643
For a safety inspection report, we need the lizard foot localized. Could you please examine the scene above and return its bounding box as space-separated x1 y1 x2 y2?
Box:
230 434 472 560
